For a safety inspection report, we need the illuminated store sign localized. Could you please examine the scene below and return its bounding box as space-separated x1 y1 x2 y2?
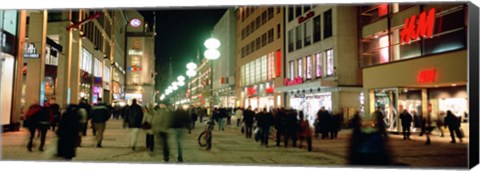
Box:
128 49 143 56
298 11 315 24
284 76 304 86
130 18 142 28
417 68 437 83
24 43 40 58
400 8 436 44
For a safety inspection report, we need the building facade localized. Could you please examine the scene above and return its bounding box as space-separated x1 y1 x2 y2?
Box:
359 3 468 133
276 5 362 125
211 8 236 108
124 10 156 105
235 6 285 111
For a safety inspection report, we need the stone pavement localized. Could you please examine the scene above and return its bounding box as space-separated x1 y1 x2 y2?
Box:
0 119 468 169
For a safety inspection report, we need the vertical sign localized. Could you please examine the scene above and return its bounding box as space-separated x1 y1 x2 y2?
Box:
40 81 45 106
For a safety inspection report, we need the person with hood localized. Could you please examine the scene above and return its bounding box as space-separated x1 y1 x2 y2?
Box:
124 99 144 151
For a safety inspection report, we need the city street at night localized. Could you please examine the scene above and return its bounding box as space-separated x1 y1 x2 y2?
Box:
0 119 468 168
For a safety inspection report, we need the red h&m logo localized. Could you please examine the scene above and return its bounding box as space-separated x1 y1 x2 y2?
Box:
247 87 257 96
378 4 388 17
400 8 436 44
417 69 437 83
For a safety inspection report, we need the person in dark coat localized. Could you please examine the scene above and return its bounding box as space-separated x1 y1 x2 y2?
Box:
316 107 332 139
243 106 255 138
274 108 287 147
399 110 413 140
91 98 111 148
256 108 274 147
330 113 343 139
48 98 61 131
285 109 299 147
124 99 144 150
444 110 463 143
170 106 190 162
56 104 82 160
24 103 42 152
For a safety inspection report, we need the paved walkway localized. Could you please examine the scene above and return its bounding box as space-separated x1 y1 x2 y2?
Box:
0 119 468 169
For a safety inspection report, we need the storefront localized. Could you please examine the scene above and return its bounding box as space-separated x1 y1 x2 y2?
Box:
242 81 277 111
80 48 93 102
290 92 332 126
1 10 18 127
360 4 469 133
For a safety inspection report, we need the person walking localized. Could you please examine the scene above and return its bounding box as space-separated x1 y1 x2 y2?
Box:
330 113 343 139
243 106 255 138
436 111 445 137
124 99 144 151
189 105 198 133
259 108 274 147
316 107 331 139
24 103 43 152
444 110 463 143
78 98 92 136
298 111 312 151
56 104 82 160
285 109 299 147
154 103 172 162
143 104 155 153
49 98 61 131
91 98 111 148
170 106 190 162
274 108 287 147
234 107 243 127
399 110 413 140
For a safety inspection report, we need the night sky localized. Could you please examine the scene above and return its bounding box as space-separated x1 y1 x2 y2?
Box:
140 7 228 93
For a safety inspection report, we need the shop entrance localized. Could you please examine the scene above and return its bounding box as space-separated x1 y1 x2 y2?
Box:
1 54 15 125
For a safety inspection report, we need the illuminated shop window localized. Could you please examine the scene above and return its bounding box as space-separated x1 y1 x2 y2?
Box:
261 55 267 81
81 48 92 73
94 58 102 77
132 56 140 66
379 35 389 64
289 60 295 80
306 55 312 79
255 58 261 83
326 49 334 76
297 58 303 78
315 52 323 78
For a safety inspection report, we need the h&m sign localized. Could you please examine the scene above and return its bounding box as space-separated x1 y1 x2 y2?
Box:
400 8 436 45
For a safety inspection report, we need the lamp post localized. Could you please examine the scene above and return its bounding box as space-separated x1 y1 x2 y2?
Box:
186 62 197 107
203 38 220 109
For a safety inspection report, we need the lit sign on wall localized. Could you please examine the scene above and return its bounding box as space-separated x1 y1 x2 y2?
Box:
400 8 436 44
24 43 40 58
284 76 304 86
130 18 142 28
128 49 143 56
417 68 437 83
298 11 315 24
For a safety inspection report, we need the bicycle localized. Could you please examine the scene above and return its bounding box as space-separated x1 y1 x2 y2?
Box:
198 120 215 150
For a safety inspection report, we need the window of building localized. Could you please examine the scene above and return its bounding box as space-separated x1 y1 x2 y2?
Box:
132 73 140 84
256 16 261 29
313 15 321 42
296 25 303 50
261 56 267 81
296 6 302 17
256 37 261 50
306 55 312 79
241 65 245 86
277 6 281 14
94 57 102 77
81 48 92 73
268 28 274 43
288 7 294 22
256 58 261 83
245 64 250 85
268 7 274 20
250 21 255 33
268 52 275 79
289 60 295 80
241 47 245 58
242 8 245 22
315 52 323 78
304 5 311 12
277 24 281 39
304 20 312 46
324 9 332 39
262 33 267 47
246 25 250 36
250 42 255 53
288 29 294 52
132 56 140 66
246 45 250 55
262 11 267 25
297 58 303 78
326 49 334 76
104 65 110 86
242 29 245 40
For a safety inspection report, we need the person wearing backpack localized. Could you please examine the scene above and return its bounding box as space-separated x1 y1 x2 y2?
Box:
124 99 144 151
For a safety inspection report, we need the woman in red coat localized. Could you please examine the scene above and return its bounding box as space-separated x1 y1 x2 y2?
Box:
298 111 312 151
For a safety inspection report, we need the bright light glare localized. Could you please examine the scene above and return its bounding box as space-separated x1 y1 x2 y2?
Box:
186 62 198 70
186 70 197 77
177 75 186 81
204 49 220 60
204 38 221 49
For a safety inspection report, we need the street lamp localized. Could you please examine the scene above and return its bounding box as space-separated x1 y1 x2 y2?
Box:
204 37 220 109
177 75 186 82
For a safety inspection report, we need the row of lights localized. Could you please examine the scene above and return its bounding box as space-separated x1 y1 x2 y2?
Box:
160 38 221 102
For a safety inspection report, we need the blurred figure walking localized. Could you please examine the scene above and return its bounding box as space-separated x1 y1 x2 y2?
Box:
399 110 413 140
143 104 155 152
24 102 51 152
298 111 312 151
444 110 463 143
56 104 82 160
78 98 92 136
171 106 190 162
124 99 144 151
155 103 172 162
243 106 255 138
91 98 111 148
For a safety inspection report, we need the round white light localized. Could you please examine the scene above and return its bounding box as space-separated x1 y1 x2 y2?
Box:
186 62 198 70
178 81 185 87
204 38 221 49
204 49 220 60
177 75 186 82
186 70 197 77
172 82 178 87
173 86 178 90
